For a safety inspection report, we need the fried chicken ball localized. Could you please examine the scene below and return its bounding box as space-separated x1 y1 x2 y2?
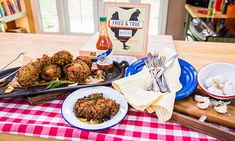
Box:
51 50 73 67
17 63 40 87
75 56 92 68
38 54 51 67
64 60 91 82
41 64 62 81
32 54 51 71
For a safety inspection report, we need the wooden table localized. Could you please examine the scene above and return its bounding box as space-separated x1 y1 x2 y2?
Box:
1 33 234 70
0 33 235 141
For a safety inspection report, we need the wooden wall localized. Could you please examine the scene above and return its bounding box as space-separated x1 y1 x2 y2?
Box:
166 0 187 40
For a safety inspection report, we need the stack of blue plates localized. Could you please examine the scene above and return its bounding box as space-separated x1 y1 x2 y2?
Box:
125 58 198 100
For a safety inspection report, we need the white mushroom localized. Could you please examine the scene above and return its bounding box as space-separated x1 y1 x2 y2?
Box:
224 101 231 105
223 81 235 95
212 101 230 114
194 95 210 109
214 105 228 114
214 75 224 85
196 100 210 109
208 86 223 96
204 77 215 88
210 99 224 107
194 95 206 102
194 95 231 114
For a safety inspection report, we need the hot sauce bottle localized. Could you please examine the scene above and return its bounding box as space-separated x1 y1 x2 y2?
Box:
96 16 113 70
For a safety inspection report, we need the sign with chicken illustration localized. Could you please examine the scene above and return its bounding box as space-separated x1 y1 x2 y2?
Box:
104 2 150 57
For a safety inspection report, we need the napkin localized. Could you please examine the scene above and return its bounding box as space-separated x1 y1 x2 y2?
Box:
112 48 182 121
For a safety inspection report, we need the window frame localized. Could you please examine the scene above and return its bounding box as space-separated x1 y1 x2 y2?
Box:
31 0 168 35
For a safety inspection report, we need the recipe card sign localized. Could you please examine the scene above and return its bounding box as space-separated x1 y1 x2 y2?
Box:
104 2 150 58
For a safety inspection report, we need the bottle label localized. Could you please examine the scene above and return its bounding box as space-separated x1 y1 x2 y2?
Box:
96 49 113 66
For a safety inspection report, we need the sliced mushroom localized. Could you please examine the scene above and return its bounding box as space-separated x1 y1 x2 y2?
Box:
212 101 230 114
214 105 228 114
194 95 231 114
210 99 223 107
194 95 210 109
194 95 207 102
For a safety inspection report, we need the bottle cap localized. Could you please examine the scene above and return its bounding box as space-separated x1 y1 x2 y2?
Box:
100 16 107 22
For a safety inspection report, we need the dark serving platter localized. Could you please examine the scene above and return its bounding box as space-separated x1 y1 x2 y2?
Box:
0 61 128 98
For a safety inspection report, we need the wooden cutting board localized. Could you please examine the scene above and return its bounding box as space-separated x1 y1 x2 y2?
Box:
171 112 235 141
174 88 235 128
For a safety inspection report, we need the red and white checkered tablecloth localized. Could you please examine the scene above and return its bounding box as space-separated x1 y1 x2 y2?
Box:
0 98 218 141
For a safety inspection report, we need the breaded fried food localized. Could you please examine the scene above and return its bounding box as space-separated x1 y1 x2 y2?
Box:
32 54 51 72
51 50 73 67
74 93 120 123
64 60 90 82
17 63 40 87
38 54 51 67
75 56 92 68
41 64 62 81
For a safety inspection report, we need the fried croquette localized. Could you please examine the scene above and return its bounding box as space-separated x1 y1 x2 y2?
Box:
64 60 91 82
16 50 95 87
38 54 51 67
75 56 92 68
41 64 62 81
51 50 73 67
32 54 51 72
17 63 40 87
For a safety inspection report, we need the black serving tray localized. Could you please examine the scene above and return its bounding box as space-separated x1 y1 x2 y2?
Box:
0 61 128 98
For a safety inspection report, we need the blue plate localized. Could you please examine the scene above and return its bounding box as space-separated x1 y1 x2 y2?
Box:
125 58 198 100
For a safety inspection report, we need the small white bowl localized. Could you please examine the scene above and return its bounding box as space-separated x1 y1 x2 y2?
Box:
198 62 235 100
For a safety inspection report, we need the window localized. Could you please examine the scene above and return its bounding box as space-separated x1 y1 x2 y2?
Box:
38 0 59 32
31 0 168 35
68 0 94 33
141 0 161 35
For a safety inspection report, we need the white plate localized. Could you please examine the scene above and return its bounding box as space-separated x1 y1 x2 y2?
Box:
61 86 128 131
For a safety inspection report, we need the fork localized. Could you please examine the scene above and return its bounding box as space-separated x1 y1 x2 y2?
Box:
156 54 178 78
0 52 25 84
144 54 159 92
0 52 25 73
145 53 168 93
0 68 20 83
158 57 171 92
153 55 169 93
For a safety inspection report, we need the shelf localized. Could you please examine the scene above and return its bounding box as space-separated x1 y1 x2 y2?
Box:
0 12 27 23
185 4 228 19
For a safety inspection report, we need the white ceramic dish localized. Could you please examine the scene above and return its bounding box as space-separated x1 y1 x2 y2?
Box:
61 86 128 131
198 62 235 100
